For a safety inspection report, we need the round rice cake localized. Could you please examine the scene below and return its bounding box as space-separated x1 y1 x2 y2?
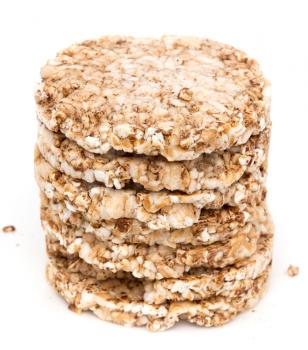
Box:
43 215 262 279
46 233 273 304
35 36 271 161
46 252 270 331
41 195 269 248
37 123 269 193
144 234 272 304
35 148 267 230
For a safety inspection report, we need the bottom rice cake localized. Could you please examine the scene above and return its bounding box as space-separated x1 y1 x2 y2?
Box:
46 234 273 305
46 252 270 331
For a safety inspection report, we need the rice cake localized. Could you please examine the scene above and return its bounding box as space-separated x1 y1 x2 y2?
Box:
43 220 261 279
46 234 273 304
35 36 270 161
46 253 270 331
41 195 269 248
37 123 269 193
35 148 266 230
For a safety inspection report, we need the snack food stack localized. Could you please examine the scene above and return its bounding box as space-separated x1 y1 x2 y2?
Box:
34 36 272 331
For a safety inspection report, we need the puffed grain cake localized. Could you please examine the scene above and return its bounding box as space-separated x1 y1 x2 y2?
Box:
46 251 270 331
41 194 269 248
37 123 270 193
42 202 271 279
46 233 273 305
35 148 267 230
43 219 264 280
35 35 273 331
35 36 270 161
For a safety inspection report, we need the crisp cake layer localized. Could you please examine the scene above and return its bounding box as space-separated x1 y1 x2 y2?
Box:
37 123 269 193
46 252 270 331
43 219 262 279
46 234 272 304
36 36 270 161
41 195 269 248
35 148 266 230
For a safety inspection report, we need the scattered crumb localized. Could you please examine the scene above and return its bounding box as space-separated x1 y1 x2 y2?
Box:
251 310 256 313
68 304 82 314
16 243 20 247
287 265 299 277
2 225 16 233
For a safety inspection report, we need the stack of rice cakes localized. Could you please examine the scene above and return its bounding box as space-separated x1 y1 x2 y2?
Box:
34 36 273 331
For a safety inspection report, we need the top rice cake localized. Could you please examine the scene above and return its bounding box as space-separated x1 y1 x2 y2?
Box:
35 36 270 161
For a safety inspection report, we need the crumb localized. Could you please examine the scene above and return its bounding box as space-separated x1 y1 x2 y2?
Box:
287 265 299 277
178 87 193 101
68 304 82 314
2 225 16 233
16 243 20 247
251 310 256 313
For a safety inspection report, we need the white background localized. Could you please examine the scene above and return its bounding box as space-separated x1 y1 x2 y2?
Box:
0 0 307 349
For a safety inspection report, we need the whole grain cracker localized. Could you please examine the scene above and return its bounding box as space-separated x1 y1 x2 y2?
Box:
43 216 262 279
37 123 270 193
35 36 270 161
46 253 270 331
41 196 269 248
46 233 273 304
35 148 267 230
